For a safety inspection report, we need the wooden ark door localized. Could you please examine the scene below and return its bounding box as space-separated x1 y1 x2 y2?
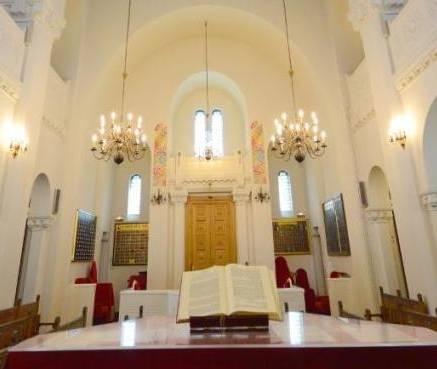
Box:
185 196 236 271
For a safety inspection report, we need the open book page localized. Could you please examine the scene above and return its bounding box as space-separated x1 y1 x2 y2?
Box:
177 266 227 322
225 264 282 320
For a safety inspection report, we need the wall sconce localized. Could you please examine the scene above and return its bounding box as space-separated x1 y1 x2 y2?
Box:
388 115 408 149
150 188 167 205
6 123 28 158
252 187 270 203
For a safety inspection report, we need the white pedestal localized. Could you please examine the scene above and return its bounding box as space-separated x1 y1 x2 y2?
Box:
119 290 179 321
278 287 306 312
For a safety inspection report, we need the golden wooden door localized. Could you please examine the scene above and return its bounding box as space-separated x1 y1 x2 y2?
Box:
185 196 236 271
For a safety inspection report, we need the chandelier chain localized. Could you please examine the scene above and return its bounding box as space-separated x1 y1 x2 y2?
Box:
205 21 210 118
282 0 297 117
121 0 132 118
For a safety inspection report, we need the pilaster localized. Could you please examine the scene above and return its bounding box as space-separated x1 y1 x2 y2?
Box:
170 190 187 288
233 189 251 265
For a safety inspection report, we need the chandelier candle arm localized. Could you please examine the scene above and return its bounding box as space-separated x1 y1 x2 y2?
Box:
270 0 328 163
90 0 148 165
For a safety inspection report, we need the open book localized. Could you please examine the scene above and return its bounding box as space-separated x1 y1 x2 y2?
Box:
177 264 282 323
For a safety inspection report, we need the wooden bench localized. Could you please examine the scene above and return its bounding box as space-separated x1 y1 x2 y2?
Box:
365 287 433 327
0 315 36 369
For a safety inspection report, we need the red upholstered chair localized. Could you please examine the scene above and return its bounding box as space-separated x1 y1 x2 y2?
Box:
93 283 115 325
275 257 294 288
330 271 350 278
127 273 147 290
89 261 98 283
295 268 330 315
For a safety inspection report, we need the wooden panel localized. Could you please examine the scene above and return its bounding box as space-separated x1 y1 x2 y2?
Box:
185 196 236 271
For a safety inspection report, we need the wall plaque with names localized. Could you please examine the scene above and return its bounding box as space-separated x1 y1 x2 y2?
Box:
112 222 148 266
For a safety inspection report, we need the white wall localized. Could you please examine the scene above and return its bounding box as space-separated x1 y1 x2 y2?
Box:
107 154 151 310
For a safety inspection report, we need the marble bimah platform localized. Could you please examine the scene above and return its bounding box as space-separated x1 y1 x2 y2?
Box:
5 312 437 369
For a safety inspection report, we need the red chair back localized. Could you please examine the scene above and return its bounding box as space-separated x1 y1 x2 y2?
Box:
295 268 310 290
275 257 293 288
75 277 92 284
89 261 98 283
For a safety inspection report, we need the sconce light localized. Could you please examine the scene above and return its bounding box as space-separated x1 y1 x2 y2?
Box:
388 115 408 149
6 123 28 158
253 187 270 203
150 188 167 205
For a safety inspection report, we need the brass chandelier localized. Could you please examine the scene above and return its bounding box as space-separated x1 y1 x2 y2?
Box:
91 0 148 165
270 0 327 163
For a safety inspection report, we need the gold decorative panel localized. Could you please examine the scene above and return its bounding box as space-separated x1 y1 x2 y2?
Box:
272 218 311 255
112 222 148 266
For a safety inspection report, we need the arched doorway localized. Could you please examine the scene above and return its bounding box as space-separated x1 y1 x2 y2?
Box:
15 173 53 307
365 166 408 296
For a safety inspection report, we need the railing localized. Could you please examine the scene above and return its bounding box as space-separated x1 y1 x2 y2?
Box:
0 5 25 98
345 59 375 132
389 0 437 89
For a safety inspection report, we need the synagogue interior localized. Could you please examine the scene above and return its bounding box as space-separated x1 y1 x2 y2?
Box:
1 0 437 368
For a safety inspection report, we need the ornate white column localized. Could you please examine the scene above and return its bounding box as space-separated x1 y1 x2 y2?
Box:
349 0 437 308
365 209 407 296
422 193 437 249
170 190 187 288
233 189 251 265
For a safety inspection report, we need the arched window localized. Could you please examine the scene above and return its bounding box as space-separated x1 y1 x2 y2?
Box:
278 171 293 215
211 109 224 157
194 110 206 157
127 174 142 217
193 108 224 157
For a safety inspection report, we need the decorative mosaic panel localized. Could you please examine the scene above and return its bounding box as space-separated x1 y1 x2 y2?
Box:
112 222 148 266
250 121 267 185
322 194 351 256
152 122 167 187
72 210 97 262
272 218 310 255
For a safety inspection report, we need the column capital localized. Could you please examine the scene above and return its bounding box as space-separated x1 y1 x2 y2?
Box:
170 190 187 204
348 0 405 31
232 189 250 204
4 0 65 39
365 208 393 223
27 215 53 231
421 192 437 212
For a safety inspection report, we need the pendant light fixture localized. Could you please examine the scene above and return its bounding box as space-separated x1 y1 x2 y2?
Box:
91 0 148 165
270 0 327 163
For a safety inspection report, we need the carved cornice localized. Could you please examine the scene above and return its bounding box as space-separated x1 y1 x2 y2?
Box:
3 0 65 39
170 190 187 204
42 115 66 139
182 178 236 185
348 0 381 31
395 47 437 92
233 189 250 204
348 0 405 31
365 208 393 223
0 69 20 101
351 109 376 133
31 0 65 38
27 216 53 231
421 192 437 212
